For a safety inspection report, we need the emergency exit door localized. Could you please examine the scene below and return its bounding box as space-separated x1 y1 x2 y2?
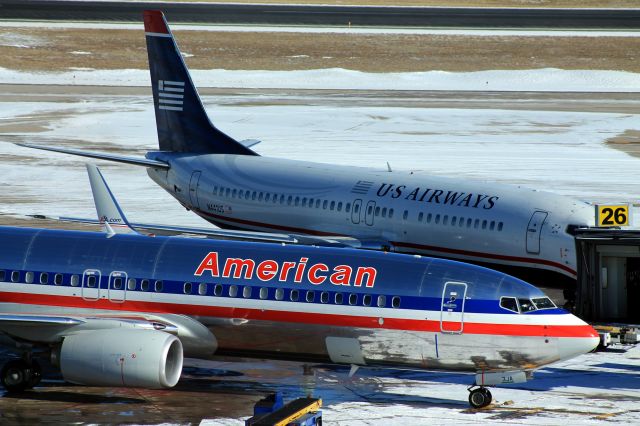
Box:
526 210 548 254
440 281 467 334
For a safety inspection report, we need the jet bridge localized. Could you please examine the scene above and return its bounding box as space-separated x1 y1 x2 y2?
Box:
575 228 640 324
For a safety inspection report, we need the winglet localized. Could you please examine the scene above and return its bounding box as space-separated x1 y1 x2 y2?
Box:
86 164 138 235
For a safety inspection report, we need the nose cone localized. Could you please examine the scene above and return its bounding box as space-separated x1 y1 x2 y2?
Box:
557 320 600 361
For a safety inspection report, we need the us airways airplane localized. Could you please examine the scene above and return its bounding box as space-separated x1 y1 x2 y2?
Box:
19 10 595 292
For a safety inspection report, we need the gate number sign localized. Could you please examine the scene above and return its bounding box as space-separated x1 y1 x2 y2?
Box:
596 204 631 227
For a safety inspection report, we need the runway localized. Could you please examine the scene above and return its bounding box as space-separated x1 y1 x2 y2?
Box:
2 0 640 29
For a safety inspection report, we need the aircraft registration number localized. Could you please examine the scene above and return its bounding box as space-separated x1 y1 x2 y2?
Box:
207 203 231 214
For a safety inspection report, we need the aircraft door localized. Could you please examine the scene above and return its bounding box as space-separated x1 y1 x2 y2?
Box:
81 269 102 301
526 210 548 254
108 271 127 303
189 170 202 209
351 199 362 224
440 281 467 334
365 200 376 226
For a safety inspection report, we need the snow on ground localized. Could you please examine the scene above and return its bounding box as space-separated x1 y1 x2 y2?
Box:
2 67 640 92
1 19 639 37
199 343 640 425
1 88 640 227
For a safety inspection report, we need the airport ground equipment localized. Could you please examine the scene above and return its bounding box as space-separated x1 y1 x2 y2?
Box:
246 392 322 426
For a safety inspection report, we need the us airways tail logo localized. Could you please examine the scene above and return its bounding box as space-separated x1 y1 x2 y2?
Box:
195 252 378 288
158 80 185 111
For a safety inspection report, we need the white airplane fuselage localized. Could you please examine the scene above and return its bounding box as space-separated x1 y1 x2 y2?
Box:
148 152 595 285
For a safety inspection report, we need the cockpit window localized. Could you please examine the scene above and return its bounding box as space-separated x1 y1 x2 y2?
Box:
500 297 519 313
532 297 556 310
518 298 537 312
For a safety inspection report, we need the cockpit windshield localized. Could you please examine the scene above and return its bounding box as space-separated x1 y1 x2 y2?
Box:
500 296 556 314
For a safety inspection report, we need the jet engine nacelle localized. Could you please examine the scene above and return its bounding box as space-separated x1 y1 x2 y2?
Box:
59 329 183 388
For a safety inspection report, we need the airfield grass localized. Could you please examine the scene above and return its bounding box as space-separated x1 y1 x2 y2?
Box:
1 27 640 73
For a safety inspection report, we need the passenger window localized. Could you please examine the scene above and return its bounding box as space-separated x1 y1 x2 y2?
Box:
243 286 252 298
54 273 63 286
113 277 123 290
127 278 137 290
214 284 223 296
377 295 386 308
238 190 244 198
308 198 313 207
500 297 519 313
0 270 5 281
474 219 480 229
532 297 556 310
183 282 192 294
302 198 307 207
518 298 537 312
349 293 358 305
321 292 329 303
335 293 344 304
154 280 163 292
245 191 251 200
25 272 34 284
228 285 237 297
354 204 360 213
265 193 271 202
199 282 208 295
330 201 335 210
368 205 373 215
39 272 48 284
275 288 284 300
252 191 257 200
141 279 150 291
323 200 328 209
363 294 372 306
306 291 315 303
259 192 264 201
427 213 432 223
11 271 19 283
337 202 342 212
87 275 96 288
435 214 440 224
375 206 380 216
295 197 300 206
287 196 293 206
418 212 423 222
443 215 448 226
451 216 457 226
260 287 268 300
498 222 504 231
467 218 472 228
388 208 394 218
482 220 487 230
490 221 495 231
232 189 237 198
290 289 299 302
403 210 408 220
392 296 401 308
280 195 285 204
381 207 386 217
315 200 321 208
71 275 80 287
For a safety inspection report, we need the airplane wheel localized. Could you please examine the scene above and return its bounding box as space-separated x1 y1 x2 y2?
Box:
1 359 31 392
468 387 492 409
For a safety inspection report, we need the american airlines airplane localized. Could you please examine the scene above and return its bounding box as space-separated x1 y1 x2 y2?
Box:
19 10 595 293
0 165 598 408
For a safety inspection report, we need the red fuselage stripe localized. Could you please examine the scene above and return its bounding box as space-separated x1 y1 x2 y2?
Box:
194 209 577 276
0 292 597 338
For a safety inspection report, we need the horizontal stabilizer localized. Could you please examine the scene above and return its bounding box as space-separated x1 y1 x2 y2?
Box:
16 143 170 169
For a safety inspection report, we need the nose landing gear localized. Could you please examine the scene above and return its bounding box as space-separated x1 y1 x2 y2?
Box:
468 385 492 409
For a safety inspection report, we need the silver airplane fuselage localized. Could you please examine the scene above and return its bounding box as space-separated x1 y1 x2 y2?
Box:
147 152 594 285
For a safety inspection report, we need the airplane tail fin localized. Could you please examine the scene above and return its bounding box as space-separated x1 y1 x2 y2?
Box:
143 10 257 156
86 164 138 235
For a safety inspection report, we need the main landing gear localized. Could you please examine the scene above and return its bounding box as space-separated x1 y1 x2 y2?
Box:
0 358 42 392
467 385 492 409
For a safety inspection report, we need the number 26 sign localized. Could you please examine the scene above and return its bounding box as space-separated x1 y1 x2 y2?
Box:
595 204 632 227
